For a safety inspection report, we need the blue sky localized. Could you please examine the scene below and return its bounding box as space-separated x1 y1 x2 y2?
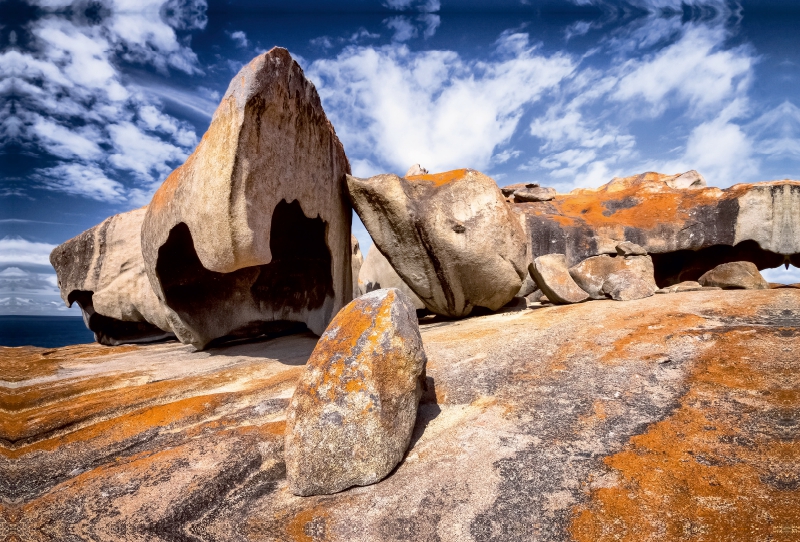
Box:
2 0 800 315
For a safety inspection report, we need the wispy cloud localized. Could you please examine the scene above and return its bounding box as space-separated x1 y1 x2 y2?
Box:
0 237 56 266
309 32 574 175
2 0 208 203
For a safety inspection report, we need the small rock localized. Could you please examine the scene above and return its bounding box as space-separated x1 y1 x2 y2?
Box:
500 182 540 197
285 288 427 496
602 269 656 301
516 272 538 298
570 254 656 300
405 164 429 177
529 254 590 304
514 186 556 203
616 241 648 257
666 170 706 189
698 262 770 290
658 281 704 294
351 235 363 301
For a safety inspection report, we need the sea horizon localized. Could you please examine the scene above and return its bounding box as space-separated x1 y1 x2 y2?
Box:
0 315 95 348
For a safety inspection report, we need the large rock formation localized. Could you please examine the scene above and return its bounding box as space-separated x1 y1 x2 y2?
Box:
358 244 425 310
284 288 427 496
50 208 174 345
517 172 800 286
5 289 797 540
141 48 351 349
347 169 527 317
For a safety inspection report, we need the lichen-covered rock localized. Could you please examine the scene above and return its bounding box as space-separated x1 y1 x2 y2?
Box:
141 48 351 349
514 186 556 203
602 269 656 301
351 235 363 301
347 169 527 317
517 171 800 285
50 208 174 345
529 254 590 304
698 261 770 290
358 245 425 310
284 288 427 496
569 253 657 300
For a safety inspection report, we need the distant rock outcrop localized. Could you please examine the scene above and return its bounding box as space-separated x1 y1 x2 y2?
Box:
358 244 425 310
348 169 527 317
50 208 174 346
141 47 351 349
284 288 427 496
517 171 800 286
351 235 363 301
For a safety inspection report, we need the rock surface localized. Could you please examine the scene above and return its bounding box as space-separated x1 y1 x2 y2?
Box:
601 269 656 301
405 164 428 177
656 280 704 294
500 182 539 196
698 261 770 290
348 168 527 317
529 254 590 304
358 245 425 309
513 186 556 203
49 208 174 345
351 235 363 300
517 171 800 285
285 289 427 496
569 253 657 300
615 241 647 256
141 48 351 349
3 289 797 541
516 272 538 298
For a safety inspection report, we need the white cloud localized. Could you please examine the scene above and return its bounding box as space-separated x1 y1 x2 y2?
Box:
2 0 207 203
0 237 57 266
761 265 800 285
38 163 127 202
385 17 418 42
228 30 249 48
309 33 574 174
383 0 440 12
748 101 800 159
612 25 753 116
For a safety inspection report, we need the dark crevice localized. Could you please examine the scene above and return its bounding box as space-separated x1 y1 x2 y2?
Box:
68 290 175 346
155 199 333 346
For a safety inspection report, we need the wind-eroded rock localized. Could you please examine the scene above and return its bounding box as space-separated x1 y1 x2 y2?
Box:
529 254 590 304
569 252 657 300
50 208 174 345
517 171 800 285
285 288 427 496
347 168 527 317
699 261 770 290
141 48 351 349
358 244 425 310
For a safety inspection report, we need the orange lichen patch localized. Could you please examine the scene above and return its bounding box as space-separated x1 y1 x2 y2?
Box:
570 326 800 542
285 505 330 542
406 168 469 187
598 312 707 365
0 344 141 382
2 364 303 454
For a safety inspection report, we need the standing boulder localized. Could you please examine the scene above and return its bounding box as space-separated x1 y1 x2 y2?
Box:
698 262 770 290
351 235 363 301
529 254 590 304
285 288 427 496
358 245 425 310
570 251 657 300
141 48 351 349
50 208 174 345
347 169 527 317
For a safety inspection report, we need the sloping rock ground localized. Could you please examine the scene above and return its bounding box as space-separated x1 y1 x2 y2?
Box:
1 290 798 541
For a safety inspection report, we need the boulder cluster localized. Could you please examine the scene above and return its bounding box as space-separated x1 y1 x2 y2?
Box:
48 48 798 497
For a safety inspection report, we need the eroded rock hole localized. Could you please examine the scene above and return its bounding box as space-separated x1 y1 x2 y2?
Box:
650 240 789 287
68 290 175 346
156 200 333 343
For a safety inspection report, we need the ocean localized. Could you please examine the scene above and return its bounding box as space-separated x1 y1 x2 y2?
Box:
0 316 95 348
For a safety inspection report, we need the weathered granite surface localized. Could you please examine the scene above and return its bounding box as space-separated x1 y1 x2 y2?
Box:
1 289 798 541
517 172 800 285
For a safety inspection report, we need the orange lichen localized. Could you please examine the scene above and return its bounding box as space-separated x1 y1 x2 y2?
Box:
406 168 469 187
570 325 800 541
